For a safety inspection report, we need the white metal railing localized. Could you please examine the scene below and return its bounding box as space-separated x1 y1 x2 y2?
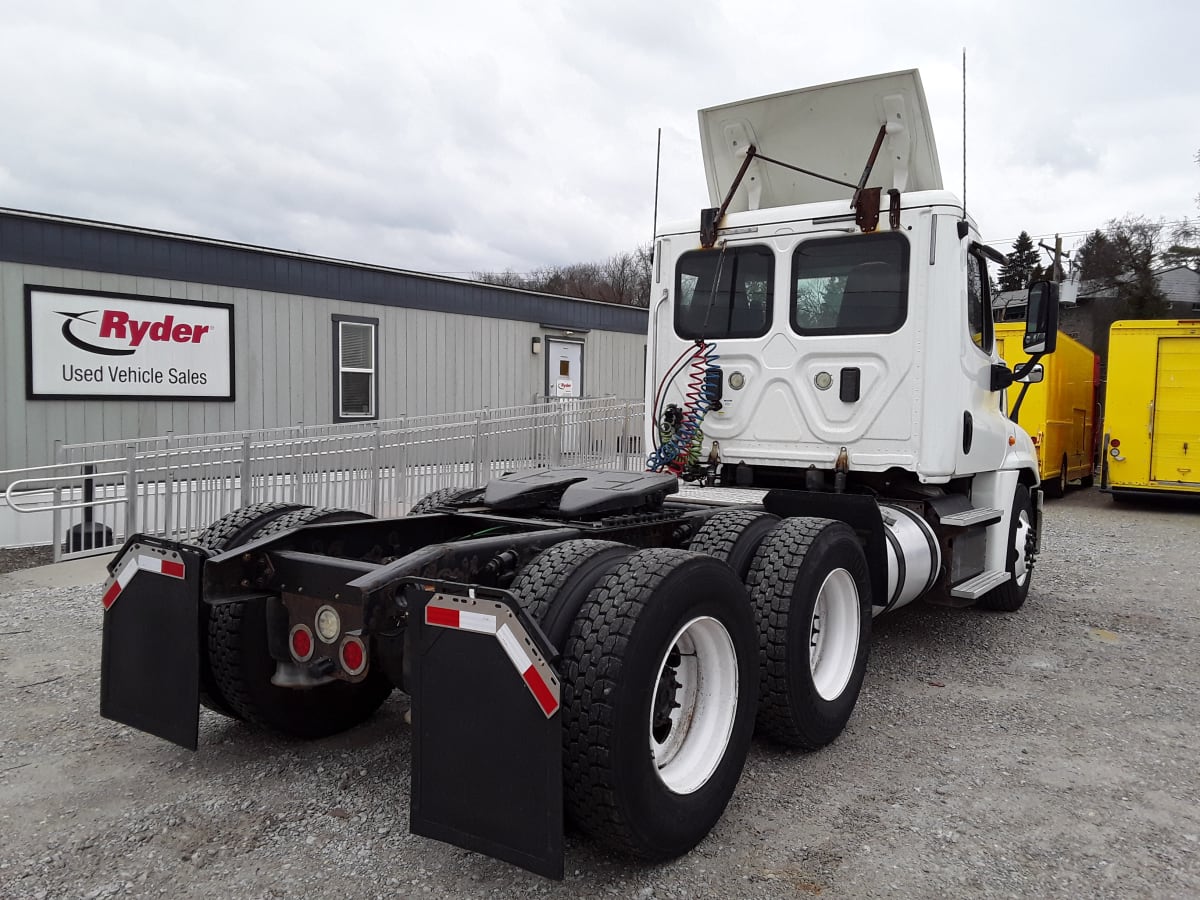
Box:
0 397 646 560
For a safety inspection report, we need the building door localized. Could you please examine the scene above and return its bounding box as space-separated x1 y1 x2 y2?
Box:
546 339 584 455
546 339 584 398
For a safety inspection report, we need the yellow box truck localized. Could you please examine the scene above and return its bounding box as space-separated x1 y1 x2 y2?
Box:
1101 319 1200 500
996 324 1099 497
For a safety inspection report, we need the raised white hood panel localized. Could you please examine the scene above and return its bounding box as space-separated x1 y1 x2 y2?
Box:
699 69 943 212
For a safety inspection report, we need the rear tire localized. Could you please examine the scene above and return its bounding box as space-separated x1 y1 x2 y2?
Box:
1044 455 1068 499
560 549 758 860
409 487 482 515
192 502 309 717
688 509 781 582
208 507 393 738
977 484 1035 612
747 517 872 750
508 540 635 649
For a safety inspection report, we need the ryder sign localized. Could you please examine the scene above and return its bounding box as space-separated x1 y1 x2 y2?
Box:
26 287 234 400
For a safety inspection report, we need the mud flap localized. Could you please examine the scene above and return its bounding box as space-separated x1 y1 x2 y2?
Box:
100 538 207 750
404 579 563 880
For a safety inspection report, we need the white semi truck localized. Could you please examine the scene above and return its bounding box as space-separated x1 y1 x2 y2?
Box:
99 70 1057 879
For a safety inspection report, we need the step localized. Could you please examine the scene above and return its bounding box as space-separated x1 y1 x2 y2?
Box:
937 507 1002 528
949 569 1010 599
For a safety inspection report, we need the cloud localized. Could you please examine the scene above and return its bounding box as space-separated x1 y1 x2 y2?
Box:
1 0 1198 276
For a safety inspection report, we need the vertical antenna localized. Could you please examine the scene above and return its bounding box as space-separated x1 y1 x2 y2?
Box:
962 48 967 224
652 127 662 242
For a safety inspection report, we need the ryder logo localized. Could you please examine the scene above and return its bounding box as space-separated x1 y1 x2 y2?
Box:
56 309 213 356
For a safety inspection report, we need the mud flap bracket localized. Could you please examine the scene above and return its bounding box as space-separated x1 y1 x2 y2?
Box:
404 578 563 879
100 538 207 750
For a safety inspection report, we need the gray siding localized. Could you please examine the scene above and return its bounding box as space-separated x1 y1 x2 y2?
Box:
2 256 646 473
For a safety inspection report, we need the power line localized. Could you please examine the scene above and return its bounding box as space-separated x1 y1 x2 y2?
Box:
984 218 1194 250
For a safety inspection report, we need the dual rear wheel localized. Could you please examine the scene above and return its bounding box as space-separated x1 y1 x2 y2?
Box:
505 512 872 860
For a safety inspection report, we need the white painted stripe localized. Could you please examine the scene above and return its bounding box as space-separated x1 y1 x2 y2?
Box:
495 623 532 673
116 559 139 589
457 610 497 634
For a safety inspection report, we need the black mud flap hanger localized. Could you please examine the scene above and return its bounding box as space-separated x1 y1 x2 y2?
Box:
403 578 564 880
100 536 208 751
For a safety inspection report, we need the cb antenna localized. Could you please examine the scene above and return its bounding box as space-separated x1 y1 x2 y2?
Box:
652 127 662 244
961 48 967 226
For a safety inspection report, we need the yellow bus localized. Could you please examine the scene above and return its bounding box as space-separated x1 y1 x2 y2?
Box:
1101 319 1200 500
996 324 1099 497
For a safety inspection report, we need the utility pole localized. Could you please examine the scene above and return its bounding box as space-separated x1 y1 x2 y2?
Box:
1038 234 1068 282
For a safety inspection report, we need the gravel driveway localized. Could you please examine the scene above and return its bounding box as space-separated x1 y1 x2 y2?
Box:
1 488 1198 899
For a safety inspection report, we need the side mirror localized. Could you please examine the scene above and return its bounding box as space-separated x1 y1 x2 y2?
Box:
1015 363 1044 384
1023 281 1059 354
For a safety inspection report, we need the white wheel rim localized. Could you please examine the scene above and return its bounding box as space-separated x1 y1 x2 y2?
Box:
809 568 860 701
648 616 739 795
1013 508 1032 587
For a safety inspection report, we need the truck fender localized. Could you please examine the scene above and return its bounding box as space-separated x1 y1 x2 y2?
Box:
969 470 1027 574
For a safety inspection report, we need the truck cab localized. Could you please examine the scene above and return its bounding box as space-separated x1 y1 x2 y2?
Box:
647 70 1055 607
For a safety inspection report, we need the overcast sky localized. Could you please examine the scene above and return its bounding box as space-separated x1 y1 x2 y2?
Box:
2 1 1197 279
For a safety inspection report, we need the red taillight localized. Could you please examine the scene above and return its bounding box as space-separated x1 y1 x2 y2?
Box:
290 625 314 662
1110 438 1121 448
340 636 366 675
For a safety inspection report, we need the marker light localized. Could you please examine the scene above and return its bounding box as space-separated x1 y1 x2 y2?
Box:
315 605 341 643
290 625 314 662
1110 438 1121 448
340 636 367 676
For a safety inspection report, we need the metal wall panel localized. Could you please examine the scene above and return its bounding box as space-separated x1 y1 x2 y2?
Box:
2 258 646 472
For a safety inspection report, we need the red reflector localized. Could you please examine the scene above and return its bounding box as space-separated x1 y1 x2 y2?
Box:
161 559 185 579
1110 438 1120 448
426 606 459 628
292 628 312 660
102 581 121 610
522 666 559 716
340 637 366 675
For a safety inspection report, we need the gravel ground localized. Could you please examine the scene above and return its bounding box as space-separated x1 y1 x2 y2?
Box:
0 545 53 576
2 487 1199 899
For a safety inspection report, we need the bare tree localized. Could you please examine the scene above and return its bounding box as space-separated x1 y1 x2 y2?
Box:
473 244 653 307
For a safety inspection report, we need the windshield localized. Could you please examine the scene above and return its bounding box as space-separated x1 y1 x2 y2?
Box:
791 233 909 334
675 245 773 339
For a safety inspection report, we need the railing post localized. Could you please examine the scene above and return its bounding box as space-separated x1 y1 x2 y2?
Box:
621 402 632 471
241 435 252 507
472 418 484 487
552 406 563 467
124 443 138 537
370 424 381 517
51 485 63 563
164 473 175 539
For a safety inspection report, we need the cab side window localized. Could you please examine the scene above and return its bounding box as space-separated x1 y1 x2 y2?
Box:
967 252 993 353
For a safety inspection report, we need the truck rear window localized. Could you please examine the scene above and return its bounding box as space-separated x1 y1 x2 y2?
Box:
675 246 773 339
791 234 909 335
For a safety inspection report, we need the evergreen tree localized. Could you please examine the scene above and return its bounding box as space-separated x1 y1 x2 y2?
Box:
997 231 1043 290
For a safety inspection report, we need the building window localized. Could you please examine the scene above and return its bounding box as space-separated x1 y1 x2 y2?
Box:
332 315 378 421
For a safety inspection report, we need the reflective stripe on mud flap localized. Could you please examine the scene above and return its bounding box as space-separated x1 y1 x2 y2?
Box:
425 593 560 717
102 551 187 610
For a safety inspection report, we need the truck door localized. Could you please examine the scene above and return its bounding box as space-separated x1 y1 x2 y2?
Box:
1150 336 1200 485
